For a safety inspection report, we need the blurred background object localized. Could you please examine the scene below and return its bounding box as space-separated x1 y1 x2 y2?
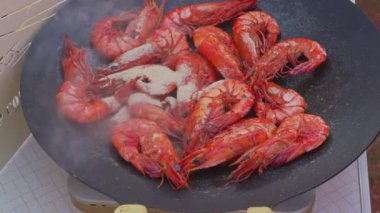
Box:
357 0 380 212
357 0 380 29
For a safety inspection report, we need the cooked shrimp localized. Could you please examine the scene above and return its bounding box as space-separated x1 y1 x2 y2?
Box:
250 38 327 84
128 93 184 139
56 36 137 123
161 0 257 35
254 82 306 125
233 11 280 69
99 0 257 75
111 119 188 189
194 26 244 79
174 53 218 121
184 79 254 154
181 118 276 173
227 113 330 183
100 26 190 75
91 0 166 59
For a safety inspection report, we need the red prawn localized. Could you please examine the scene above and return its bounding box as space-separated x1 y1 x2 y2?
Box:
91 0 166 59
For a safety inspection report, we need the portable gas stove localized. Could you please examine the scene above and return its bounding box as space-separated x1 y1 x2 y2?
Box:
67 175 315 213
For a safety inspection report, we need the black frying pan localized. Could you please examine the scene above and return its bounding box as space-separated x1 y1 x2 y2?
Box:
20 0 380 212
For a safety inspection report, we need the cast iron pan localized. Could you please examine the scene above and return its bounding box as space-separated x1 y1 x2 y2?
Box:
20 0 380 212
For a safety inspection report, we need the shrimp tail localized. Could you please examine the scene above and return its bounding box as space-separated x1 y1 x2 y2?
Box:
130 155 162 178
118 8 142 20
226 150 263 184
288 60 319 75
143 0 167 29
196 0 257 27
157 0 167 21
272 129 328 167
270 144 305 167
63 35 78 57
62 35 91 81
129 102 184 140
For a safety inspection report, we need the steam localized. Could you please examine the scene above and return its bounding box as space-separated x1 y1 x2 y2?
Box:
110 106 132 124
26 0 153 176
32 0 207 181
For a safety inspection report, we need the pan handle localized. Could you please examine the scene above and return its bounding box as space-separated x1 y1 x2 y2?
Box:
114 204 148 213
114 205 273 213
247 207 273 213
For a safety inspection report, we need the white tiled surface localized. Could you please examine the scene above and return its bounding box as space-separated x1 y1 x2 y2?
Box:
314 161 362 213
0 135 367 213
0 136 81 213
